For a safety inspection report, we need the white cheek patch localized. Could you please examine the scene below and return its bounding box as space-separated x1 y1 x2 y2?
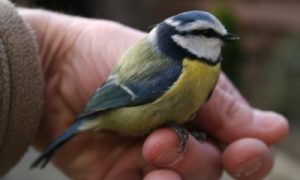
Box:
172 35 222 63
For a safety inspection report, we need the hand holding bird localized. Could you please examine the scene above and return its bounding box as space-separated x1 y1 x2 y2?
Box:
20 9 288 180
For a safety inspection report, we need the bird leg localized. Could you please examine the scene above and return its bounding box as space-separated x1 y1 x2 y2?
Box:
168 122 189 153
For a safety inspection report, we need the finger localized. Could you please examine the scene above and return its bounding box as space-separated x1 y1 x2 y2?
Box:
195 74 289 145
217 73 249 105
144 169 182 180
143 128 222 180
222 138 273 180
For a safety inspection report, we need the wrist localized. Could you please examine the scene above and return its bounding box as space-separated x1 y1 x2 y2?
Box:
0 2 42 176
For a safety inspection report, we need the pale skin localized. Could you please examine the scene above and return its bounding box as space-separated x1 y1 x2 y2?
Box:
19 9 289 180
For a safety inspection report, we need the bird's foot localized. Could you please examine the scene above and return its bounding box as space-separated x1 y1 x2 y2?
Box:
168 122 189 153
190 130 207 142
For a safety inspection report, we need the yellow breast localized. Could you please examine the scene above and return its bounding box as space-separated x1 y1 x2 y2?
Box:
97 58 221 135
152 58 221 123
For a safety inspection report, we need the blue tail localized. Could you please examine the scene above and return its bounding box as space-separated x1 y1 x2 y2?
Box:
31 120 83 169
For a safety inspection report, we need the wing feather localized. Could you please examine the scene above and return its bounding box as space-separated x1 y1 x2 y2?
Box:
77 39 182 118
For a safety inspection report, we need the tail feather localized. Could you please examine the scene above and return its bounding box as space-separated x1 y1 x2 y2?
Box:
31 120 83 169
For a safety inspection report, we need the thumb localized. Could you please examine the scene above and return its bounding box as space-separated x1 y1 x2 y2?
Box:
194 73 289 145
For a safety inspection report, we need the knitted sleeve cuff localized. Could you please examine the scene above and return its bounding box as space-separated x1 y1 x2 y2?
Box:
0 0 43 175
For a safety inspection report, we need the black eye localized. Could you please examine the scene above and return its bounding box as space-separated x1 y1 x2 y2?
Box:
179 28 220 38
201 29 217 37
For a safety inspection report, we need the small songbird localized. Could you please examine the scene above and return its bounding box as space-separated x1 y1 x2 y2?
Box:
31 11 239 168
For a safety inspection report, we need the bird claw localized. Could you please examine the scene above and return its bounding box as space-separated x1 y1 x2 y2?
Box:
168 122 189 153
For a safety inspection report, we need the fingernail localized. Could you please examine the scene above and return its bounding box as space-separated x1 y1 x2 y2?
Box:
154 147 184 167
233 157 263 178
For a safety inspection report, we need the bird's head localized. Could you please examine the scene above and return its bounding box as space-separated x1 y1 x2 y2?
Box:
148 11 239 64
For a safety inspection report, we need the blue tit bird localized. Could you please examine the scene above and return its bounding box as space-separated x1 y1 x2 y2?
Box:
31 11 239 168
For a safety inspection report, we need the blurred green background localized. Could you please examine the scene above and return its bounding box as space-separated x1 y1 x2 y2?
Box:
4 0 300 179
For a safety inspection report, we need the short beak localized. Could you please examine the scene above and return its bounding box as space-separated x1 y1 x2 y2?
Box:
222 33 240 43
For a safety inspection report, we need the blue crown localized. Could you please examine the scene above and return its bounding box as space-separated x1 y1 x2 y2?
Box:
171 11 215 26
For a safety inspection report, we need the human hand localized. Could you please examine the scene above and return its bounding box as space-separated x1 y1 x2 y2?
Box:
19 9 288 180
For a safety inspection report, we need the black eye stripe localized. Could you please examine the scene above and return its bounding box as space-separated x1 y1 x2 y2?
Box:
178 29 221 38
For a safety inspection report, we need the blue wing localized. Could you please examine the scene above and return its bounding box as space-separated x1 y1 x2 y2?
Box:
78 63 182 118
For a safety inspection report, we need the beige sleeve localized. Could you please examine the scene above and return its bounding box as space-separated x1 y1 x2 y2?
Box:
0 0 43 176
